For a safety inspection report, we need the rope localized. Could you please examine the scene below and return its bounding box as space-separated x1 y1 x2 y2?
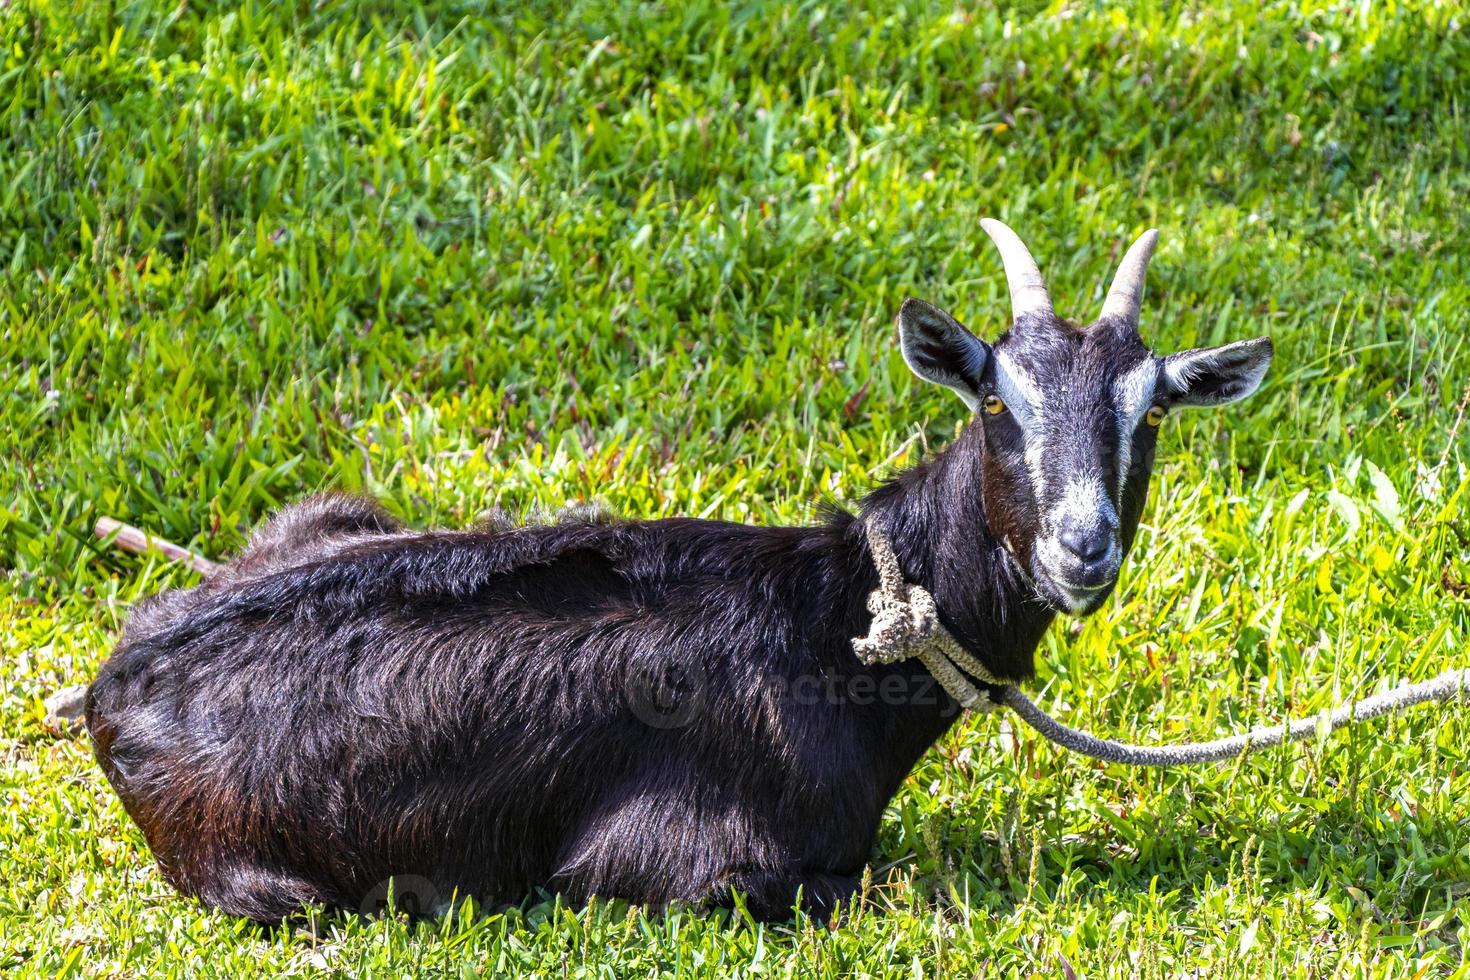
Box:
995 671 1470 766
851 522 1470 767
851 524 1004 712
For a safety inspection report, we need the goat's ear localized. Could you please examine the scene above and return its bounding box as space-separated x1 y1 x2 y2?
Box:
897 299 990 409
1162 337 1273 407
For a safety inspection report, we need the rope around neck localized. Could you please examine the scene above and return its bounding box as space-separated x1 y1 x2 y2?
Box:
852 522 1470 767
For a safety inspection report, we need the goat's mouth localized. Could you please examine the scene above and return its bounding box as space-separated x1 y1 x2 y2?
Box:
1042 576 1114 615
1031 539 1121 616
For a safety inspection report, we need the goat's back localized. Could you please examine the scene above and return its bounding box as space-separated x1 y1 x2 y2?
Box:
85 498 882 919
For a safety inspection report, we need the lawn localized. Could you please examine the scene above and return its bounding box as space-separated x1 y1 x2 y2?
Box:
2 0 1469 975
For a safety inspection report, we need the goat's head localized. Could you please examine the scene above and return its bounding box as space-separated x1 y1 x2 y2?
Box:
897 220 1273 615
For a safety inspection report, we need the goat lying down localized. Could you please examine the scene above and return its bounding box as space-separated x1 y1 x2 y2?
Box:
87 222 1273 922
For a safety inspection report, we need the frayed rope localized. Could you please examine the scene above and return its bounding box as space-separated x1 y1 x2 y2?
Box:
852 521 1469 767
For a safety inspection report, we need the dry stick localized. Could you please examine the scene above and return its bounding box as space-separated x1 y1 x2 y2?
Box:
94 517 221 578
43 520 220 734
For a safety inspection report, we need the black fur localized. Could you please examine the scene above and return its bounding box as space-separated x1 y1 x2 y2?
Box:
87 299 1270 923
85 442 1050 923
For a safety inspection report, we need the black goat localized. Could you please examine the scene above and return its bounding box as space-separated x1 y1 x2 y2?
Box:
86 222 1272 922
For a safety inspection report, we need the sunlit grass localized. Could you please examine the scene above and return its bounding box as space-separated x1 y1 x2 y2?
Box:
2 0 1468 976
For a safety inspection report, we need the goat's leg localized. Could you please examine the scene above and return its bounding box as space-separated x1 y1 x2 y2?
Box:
708 867 860 923
189 860 332 923
551 778 862 922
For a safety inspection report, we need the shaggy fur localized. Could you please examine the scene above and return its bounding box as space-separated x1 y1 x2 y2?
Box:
86 302 1269 922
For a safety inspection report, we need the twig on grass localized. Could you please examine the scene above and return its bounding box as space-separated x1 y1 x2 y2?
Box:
93 516 221 578
43 518 221 736
43 685 88 735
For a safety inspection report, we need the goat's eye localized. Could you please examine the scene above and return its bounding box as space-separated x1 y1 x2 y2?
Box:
1145 404 1167 427
982 395 1006 416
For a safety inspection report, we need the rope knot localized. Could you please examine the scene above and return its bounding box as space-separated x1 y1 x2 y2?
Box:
851 521 1003 712
855 580 937 665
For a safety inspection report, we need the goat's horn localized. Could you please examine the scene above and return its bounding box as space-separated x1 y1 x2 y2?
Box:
979 218 1053 321
1099 228 1160 326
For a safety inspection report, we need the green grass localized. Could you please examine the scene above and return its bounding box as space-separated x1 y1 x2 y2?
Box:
2 0 1469 975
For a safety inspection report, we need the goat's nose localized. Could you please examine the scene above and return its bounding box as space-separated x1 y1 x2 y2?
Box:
1058 521 1111 562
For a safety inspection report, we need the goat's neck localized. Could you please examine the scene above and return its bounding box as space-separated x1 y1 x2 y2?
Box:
859 423 1053 682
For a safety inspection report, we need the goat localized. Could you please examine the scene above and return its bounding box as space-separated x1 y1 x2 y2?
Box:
85 221 1273 922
